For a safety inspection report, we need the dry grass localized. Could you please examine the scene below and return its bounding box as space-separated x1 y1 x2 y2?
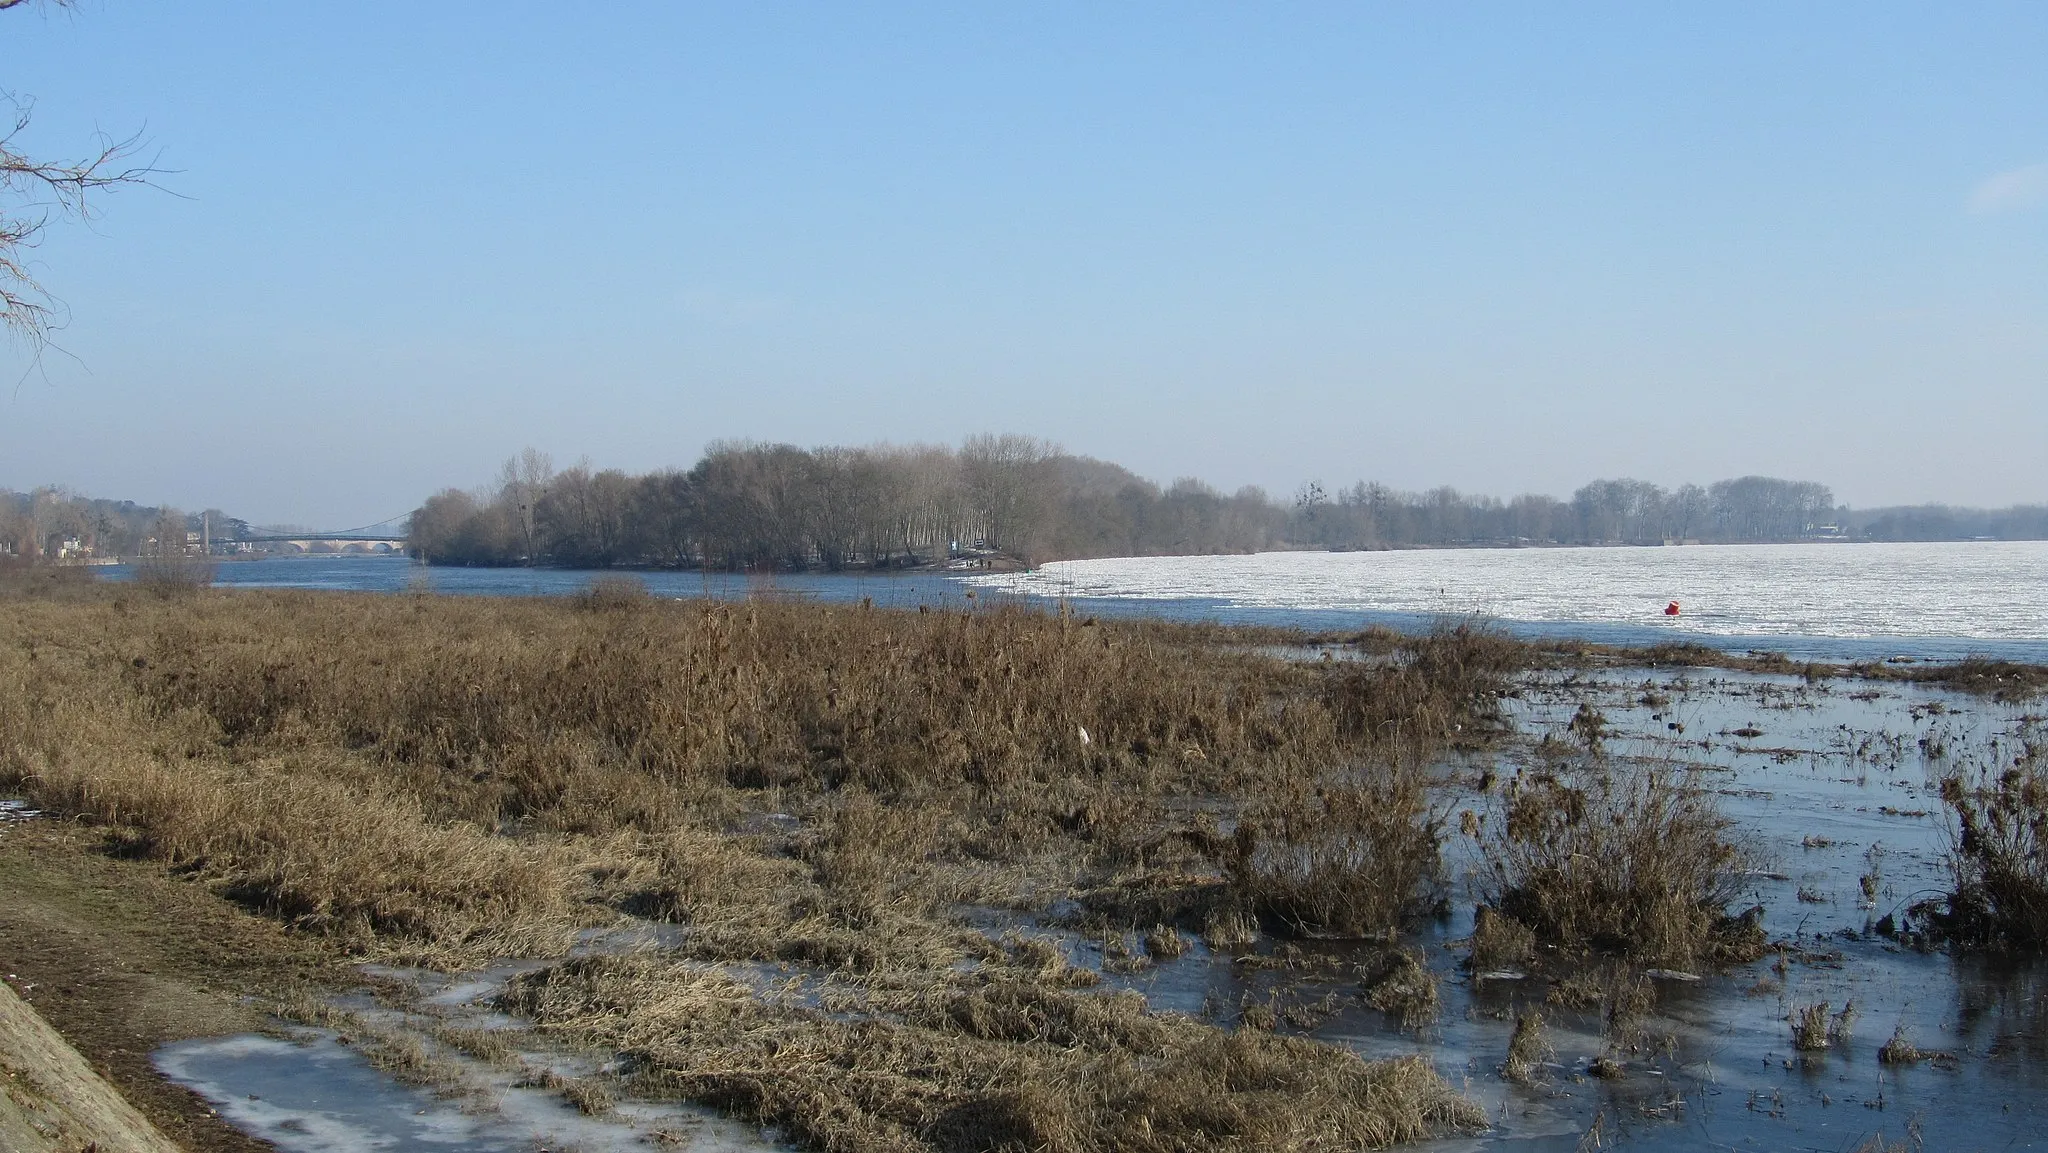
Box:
129 553 215 597
1502 1009 1551 1083
0 585 1508 1150
502 954 1482 1153
1468 905 1535 973
1790 1000 1856 1051
1361 948 1440 1029
1226 760 1446 938
0 557 101 600
1479 764 1764 968
1925 743 2048 948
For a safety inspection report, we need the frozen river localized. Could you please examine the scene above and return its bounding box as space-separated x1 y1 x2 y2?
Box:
125 539 2048 663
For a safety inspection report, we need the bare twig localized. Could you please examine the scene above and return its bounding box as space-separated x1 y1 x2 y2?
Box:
3 0 165 350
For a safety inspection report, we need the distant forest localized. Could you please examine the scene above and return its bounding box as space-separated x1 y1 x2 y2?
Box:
403 437 2048 570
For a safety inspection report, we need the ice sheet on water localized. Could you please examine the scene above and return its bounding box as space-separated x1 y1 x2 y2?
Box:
966 541 2048 643
155 1030 786 1153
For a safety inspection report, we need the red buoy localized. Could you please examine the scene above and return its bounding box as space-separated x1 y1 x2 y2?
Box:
1665 601 1681 617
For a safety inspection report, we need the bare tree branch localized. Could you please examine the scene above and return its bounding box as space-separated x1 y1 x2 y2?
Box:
3 2 162 351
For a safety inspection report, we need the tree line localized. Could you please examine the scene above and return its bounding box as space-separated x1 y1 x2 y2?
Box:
1846 503 2048 543
0 487 240 561
405 437 1989 570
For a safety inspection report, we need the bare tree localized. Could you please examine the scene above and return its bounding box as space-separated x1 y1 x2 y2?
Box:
494 447 554 563
3 0 159 349
960 433 1058 559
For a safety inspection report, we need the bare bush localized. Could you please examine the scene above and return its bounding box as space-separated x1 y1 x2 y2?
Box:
130 551 214 596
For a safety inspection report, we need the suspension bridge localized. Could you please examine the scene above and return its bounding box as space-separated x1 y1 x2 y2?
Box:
236 514 412 553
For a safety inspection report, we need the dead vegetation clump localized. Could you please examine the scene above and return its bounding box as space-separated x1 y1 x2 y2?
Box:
1361 948 1440 1029
1502 1009 1551 1084
1143 925 1190 960
1225 762 1447 939
1327 622 1521 746
1468 905 1536 973
1846 1123 1924 1153
1790 1000 1856 1051
501 954 1484 1153
1479 764 1763 968
1919 759 2048 949
1551 965 1658 1055
1876 1025 1921 1065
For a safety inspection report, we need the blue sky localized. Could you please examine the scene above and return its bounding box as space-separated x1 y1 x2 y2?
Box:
4 2 2045 526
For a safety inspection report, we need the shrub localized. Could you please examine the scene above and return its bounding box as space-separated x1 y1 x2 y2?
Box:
130 551 215 596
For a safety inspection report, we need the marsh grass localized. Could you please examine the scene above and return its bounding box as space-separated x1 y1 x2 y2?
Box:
1538 639 2048 700
1468 905 1536 973
1502 1009 1551 1083
503 954 1483 1153
1361 947 1440 1029
3 588 1485 953
1480 763 1763 968
1790 1000 1856 1051
0 586 1508 1151
1227 761 1447 938
574 573 651 612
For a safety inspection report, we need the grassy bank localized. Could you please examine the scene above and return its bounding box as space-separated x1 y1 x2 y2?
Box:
1 585 1518 1150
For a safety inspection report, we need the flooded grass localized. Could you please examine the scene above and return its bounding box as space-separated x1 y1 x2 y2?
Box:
1478 761 1764 968
2 588 1507 1151
1917 723 2048 948
5 583 2048 1151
